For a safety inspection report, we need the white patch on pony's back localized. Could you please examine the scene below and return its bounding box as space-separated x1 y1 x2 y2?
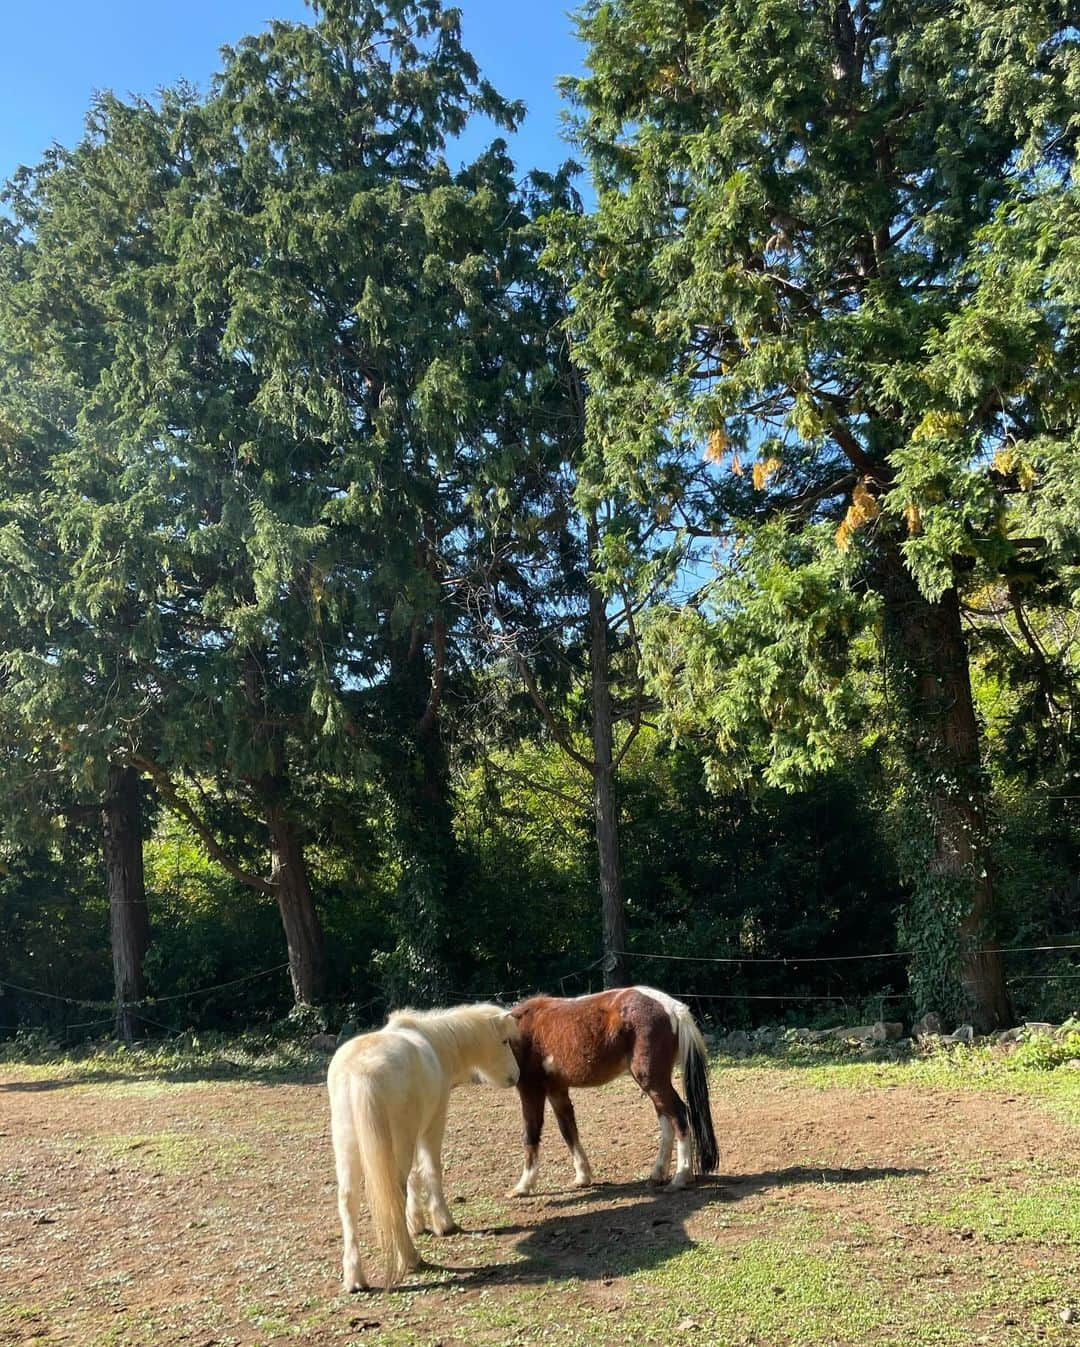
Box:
633 985 685 1034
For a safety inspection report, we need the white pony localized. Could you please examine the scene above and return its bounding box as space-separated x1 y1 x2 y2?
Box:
327 1002 520 1291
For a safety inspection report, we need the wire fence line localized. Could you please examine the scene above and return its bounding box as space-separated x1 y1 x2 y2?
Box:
0 962 292 1014
1 938 1075 1028
612 942 1080 966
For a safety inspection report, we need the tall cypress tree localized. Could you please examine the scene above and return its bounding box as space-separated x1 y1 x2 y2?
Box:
1 0 593 1005
559 0 1079 1027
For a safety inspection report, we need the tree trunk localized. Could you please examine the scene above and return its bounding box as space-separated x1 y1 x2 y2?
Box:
587 514 628 988
102 764 150 1042
879 547 1012 1030
265 804 326 1006
242 648 326 1007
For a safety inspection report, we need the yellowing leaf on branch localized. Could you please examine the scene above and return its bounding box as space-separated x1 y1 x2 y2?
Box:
705 427 729 464
911 410 963 443
835 479 881 551
992 445 1037 489
906 502 923 536
752 456 782 490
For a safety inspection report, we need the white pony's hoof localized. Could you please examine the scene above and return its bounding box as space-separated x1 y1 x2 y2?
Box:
432 1219 460 1236
572 1173 593 1189
668 1170 690 1191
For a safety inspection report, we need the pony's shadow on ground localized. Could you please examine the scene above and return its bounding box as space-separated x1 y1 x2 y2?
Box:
411 1164 928 1290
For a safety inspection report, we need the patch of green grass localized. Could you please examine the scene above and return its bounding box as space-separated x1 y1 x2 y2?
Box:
920 1178 1080 1245
241 1300 293 1335
0 1300 47 1324
89 1130 254 1174
0 1034 328 1086
715 1034 1080 1128
629 1238 898 1344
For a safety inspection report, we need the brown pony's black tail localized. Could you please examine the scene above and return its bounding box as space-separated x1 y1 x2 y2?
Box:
674 1005 719 1174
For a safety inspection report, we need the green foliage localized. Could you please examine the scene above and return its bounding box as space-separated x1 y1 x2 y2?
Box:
560 0 1080 1024
644 523 881 791
1 0 1078 1032
0 838 111 1028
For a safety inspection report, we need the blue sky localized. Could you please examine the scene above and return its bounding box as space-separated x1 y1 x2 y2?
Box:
0 1 585 186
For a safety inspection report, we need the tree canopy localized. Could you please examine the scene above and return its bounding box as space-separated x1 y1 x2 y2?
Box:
1 0 1077 1037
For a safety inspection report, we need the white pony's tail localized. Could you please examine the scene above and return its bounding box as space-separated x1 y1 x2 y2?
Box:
351 1077 415 1288
672 1001 719 1174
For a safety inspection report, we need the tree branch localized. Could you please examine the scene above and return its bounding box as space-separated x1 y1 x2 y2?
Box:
131 755 275 896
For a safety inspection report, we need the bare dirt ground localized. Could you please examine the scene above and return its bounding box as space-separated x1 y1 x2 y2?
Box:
1 1057 1078 1347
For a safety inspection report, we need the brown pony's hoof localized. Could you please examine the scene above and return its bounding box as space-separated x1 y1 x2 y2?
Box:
432 1220 460 1236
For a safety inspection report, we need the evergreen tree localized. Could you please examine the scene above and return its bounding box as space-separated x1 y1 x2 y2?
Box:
559 0 1080 1027
0 0 589 1005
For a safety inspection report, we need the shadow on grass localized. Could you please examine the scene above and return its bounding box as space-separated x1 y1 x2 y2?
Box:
390 1163 927 1292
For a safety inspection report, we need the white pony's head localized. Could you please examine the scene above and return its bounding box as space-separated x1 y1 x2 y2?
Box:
387 1002 520 1087
467 1004 521 1088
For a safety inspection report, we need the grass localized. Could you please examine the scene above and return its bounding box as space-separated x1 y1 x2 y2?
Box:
88 1130 255 1173
713 1028 1080 1127
919 1175 1080 1245
0 1031 330 1086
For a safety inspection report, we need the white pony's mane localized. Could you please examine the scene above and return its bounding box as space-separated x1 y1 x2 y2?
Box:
387 1002 515 1061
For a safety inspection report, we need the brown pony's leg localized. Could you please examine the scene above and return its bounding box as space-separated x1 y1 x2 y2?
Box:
547 1086 593 1188
511 1080 546 1196
643 1083 691 1188
631 1035 692 1190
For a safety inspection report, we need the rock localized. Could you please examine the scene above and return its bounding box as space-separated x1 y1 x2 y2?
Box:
308 1032 338 1053
1065 1059 1080 1071
721 1030 753 1055
337 1021 359 1046
871 1020 904 1042
1023 1021 1056 1038
944 1024 974 1046
912 1012 943 1037
998 1026 1026 1045
1061 1306 1076 1324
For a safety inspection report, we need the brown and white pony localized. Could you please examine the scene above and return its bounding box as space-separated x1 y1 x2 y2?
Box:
509 985 718 1194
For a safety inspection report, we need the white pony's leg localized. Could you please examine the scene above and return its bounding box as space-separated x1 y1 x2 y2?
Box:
330 1095 368 1292
415 1105 459 1236
650 1114 674 1184
669 1130 693 1190
406 1165 430 1237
